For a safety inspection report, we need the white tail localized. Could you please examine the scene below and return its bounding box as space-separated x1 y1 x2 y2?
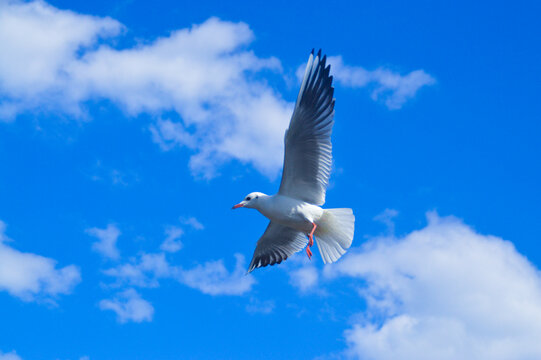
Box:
315 208 355 264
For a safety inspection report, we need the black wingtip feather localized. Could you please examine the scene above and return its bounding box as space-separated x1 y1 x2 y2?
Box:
306 51 333 95
246 247 292 273
323 64 331 78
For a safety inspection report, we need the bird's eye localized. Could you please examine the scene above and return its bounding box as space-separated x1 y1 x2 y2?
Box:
246 197 251 201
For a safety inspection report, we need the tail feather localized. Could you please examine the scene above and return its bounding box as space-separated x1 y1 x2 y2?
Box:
315 208 355 264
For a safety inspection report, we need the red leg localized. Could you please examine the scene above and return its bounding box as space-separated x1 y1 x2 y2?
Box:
305 222 317 260
308 223 317 247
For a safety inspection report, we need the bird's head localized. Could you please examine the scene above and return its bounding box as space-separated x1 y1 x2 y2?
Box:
232 192 265 209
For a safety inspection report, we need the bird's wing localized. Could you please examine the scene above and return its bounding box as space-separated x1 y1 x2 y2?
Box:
278 49 335 206
247 222 307 273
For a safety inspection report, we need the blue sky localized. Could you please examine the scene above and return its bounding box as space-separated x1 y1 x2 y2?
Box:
0 0 540 359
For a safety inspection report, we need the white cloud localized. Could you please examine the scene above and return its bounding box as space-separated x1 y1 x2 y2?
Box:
0 0 122 118
284 253 324 294
178 254 255 296
86 224 121 260
103 262 147 287
149 89 291 178
103 252 172 288
0 1 434 179
0 221 8 241
373 208 399 235
87 160 139 186
104 250 255 297
289 263 319 293
160 226 184 253
0 350 22 360
245 298 275 314
150 119 196 151
0 220 81 302
99 288 154 323
328 56 435 109
325 212 541 360
96 224 255 298
0 1 291 178
180 216 204 230
159 218 203 252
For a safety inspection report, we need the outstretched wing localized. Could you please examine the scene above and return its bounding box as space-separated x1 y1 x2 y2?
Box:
278 49 335 206
247 222 307 273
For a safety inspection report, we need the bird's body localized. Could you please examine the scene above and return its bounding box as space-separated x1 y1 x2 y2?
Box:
246 193 324 234
233 49 355 273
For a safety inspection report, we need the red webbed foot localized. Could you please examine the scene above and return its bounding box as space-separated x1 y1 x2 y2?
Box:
306 246 313 259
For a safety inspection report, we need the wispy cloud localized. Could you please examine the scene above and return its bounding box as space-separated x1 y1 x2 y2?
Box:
99 288 154 323
373 208 399 235
160 216 205 253
103 252 173 288
325 212 541 360
86 224 121 260
95 222 255 321
326 56 435 109
180 216 205 230
86 160 139 186
160 226 184 253
245 298 275 314
178 254 255 296
0 220 81 303
0 350 22 360
160 217 204 253
104 251 255 296
103 250 256 296
288 263 319 294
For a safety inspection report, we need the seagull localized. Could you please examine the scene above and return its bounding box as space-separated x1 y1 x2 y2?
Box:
233 49 355 273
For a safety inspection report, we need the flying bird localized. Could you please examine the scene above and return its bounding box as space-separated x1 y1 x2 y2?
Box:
233 49 355 273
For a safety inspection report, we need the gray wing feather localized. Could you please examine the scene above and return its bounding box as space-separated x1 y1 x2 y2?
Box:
278 49 335 206
247 222 307 273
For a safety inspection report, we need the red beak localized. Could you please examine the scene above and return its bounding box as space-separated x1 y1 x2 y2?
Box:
232 203 244 209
